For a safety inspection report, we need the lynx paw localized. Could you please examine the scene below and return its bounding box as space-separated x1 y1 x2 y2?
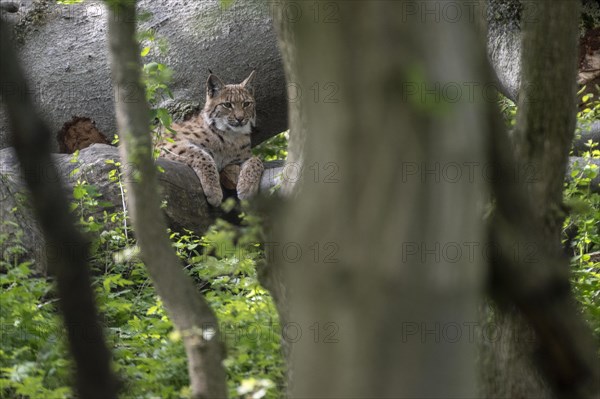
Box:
237 178 260 200
237 156 263 201
205 188 223 207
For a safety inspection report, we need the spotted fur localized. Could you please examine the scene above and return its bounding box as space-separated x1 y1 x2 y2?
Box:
156 71 264 206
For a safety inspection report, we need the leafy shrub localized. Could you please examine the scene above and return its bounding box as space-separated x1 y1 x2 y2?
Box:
1 188 284 398
253 132 288 161
499 90 600 343
0 221 72 398
564 89 600 341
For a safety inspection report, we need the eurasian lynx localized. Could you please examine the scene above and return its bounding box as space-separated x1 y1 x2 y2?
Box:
156 71 263 206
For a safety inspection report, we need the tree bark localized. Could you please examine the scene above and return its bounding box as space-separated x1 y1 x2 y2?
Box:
275 1 488 396
0 15 118 399
272 3 306 196
487 92 600 398
514 0 580 245
486 1 600 397
104 1 227 398
255 2 306 385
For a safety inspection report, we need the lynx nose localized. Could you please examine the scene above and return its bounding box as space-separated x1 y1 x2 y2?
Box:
236 116 244 123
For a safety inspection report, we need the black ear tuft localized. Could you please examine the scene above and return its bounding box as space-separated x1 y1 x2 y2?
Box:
207 74 225 98
241 70 256 90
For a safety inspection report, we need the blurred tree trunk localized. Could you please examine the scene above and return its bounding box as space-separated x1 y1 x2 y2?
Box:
273 1 599 397
272 2 306 197
274 1 488 396
104 1 227 398
485 2 582 398
514 0 579 246
0 16 118 399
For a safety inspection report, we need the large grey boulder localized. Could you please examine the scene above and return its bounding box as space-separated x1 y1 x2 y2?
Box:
0 144 283 273
0 0 287 150
574 121 600 156
0 143 595 275
486 0 600 154
486 0 522 101
486 0 600 101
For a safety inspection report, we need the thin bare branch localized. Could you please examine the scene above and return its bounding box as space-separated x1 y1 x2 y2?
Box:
0 16 118 399
103 1 228 397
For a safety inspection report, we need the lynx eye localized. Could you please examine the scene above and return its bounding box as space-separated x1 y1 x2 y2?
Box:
222 102 232 109
243 101 252 108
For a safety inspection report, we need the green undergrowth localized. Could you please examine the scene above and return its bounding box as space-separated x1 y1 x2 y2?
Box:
1 70 289 395
1 190 285 398
501 88 600 342
564 89 600 340
0 3 290 397
252 132 288 162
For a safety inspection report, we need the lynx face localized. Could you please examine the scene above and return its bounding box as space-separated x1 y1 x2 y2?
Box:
203 71 256 134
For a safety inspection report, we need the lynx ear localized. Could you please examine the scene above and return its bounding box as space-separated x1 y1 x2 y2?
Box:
240 70 256 89
207 74 225 98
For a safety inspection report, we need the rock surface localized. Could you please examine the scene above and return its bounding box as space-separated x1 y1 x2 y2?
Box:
0 0 287 150
486 0 600 102
486 0 600 154
486 0 522 101
1 143 596 274
0 144 283 273
574 121 600 156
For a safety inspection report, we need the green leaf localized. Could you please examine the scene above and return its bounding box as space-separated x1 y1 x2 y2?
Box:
72 186 85 200
140 46 150 57
156 108 172 127
146 305 159 315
